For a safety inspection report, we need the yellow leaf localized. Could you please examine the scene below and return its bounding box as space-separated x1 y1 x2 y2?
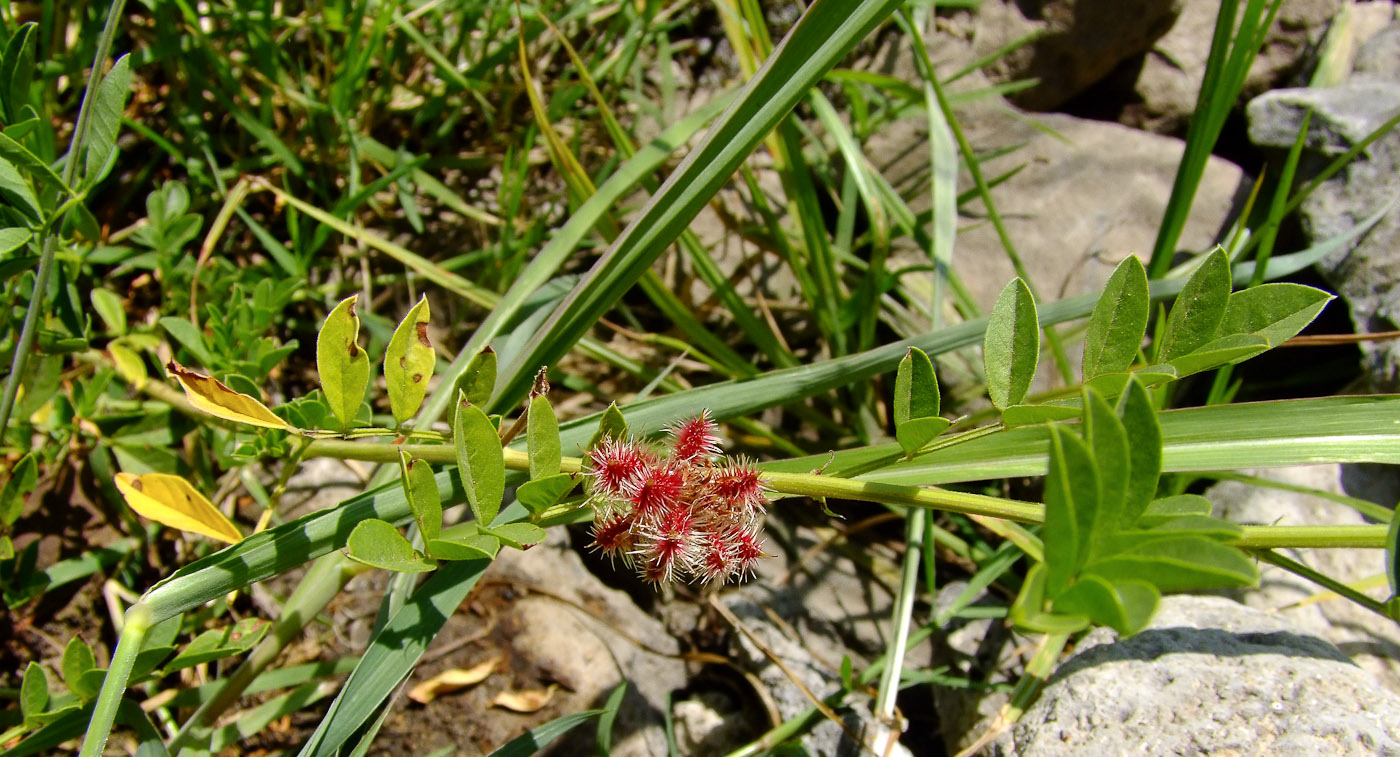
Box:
166 361 294 431
114 472 243 544
407 654 500 704
490 684 557 713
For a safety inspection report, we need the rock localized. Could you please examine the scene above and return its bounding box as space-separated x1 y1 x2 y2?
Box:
1206 465 1400 694
1126 0 1344 133
485 530 690 757
1246 78 1400 389
990 595 1400 756
970 0 1181 112
918 110 1246 314
1354 19 1400 82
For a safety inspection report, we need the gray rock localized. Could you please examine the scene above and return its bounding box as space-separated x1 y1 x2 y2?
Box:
1246 80 1400 390
1206 465 1400 694
1355 20 1400 82
486 530 689 757
990 595 1400 756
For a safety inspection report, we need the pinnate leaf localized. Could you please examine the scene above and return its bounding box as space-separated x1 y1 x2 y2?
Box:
1088 536 1258 592
457 348 497 407
895 416 951 457
1218 283 1332 346
61 638 97 699
400 452 441 544
316 295 370 430
1054 574 1159 636
528 394 561 479
115 472 242 543
1000 402 1081 427
517 473 577 516
1136 494 1212 527
1081 387 1128 560
385 296 435 424
1157 249 1230 361
456 394 504 527
1166 333 1269 378
166 361 294 431
1082 256 1149 379
83 54 132 184
984 278 1039 410
20 661 48 721
488 522 547 550
346 519 436 573
893 346 939 426
428 533 500 561
1117 378 1161 526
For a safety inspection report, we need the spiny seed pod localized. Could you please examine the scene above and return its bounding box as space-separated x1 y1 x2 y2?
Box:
585 412 768 585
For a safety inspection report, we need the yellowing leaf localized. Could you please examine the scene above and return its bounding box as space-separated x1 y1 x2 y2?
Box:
407 655 501 704
490 684 557 713
166 361 295 431
114 472 242 544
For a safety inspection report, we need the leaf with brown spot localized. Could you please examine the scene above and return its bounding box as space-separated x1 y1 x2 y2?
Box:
490 684 557 713
385 296 435 424
166 361 295 431
115 472 243 543
407 654 501 704
316 295 370 430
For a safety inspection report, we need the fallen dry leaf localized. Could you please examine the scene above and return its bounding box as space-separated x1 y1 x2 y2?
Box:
407 654 501 704
490 684 558 713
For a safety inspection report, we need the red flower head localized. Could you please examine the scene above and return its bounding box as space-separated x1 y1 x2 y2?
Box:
668 411 721 463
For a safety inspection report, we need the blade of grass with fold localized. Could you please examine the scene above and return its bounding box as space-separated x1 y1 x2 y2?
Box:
492 0 907 412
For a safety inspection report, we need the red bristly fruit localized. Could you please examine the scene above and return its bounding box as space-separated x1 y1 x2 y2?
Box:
585 413 768 585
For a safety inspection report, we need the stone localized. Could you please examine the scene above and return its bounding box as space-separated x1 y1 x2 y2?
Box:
970 0 1181 112
1246 78 1400 389
1126 0 1345 133
1205 465 1400 694
906 110 1246 314
990 595 1400 756
484 529 690 757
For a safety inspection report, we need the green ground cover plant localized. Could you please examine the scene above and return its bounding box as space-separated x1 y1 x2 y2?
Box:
1 0 1398 754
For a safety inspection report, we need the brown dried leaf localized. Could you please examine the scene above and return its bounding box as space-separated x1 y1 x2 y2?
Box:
490 684 557 713
408 655 501 704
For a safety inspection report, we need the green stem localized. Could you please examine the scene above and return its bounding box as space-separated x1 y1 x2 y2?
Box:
79 602 151 757
0 0 129 440
871 508 926 753
299 440 1390 549
1251 548 1395 620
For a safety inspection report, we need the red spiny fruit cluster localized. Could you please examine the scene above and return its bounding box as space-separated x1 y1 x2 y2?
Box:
585 411 766 585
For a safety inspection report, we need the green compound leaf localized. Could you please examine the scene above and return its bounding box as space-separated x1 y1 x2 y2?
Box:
527 394 562 479
893 346 939 426
1136 494 1212 527
1042 426 1097 596
0 226 30 255
1167 334 1269 378
517 473 578 516
1218 283 1333 346
346 519 436 573
1081 388 1128 562
1157 249 1230 361
20 661 48 722
399 452 441 544
428 533 500 561
89 288 127 336
488 522 547 550
1010 563 1091 635
385 296 435 425
0 24 39 123
0 154 39 222
984 277 1039 411
316 295 371 430
456 347 497 407
587 402 628 450
1054 574 1159 637
1082 256 1149 380
1117 378 1161 527
1087 536 1258 592
455 393 504 527
83 54 132 185
61 638 97 700
895 416 952 458
1000 402 1082 427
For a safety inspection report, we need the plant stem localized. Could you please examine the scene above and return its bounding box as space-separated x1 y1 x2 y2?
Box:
1251 548 1395 620
80 601 150 757
956 631 1069 757
870 508 926 754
